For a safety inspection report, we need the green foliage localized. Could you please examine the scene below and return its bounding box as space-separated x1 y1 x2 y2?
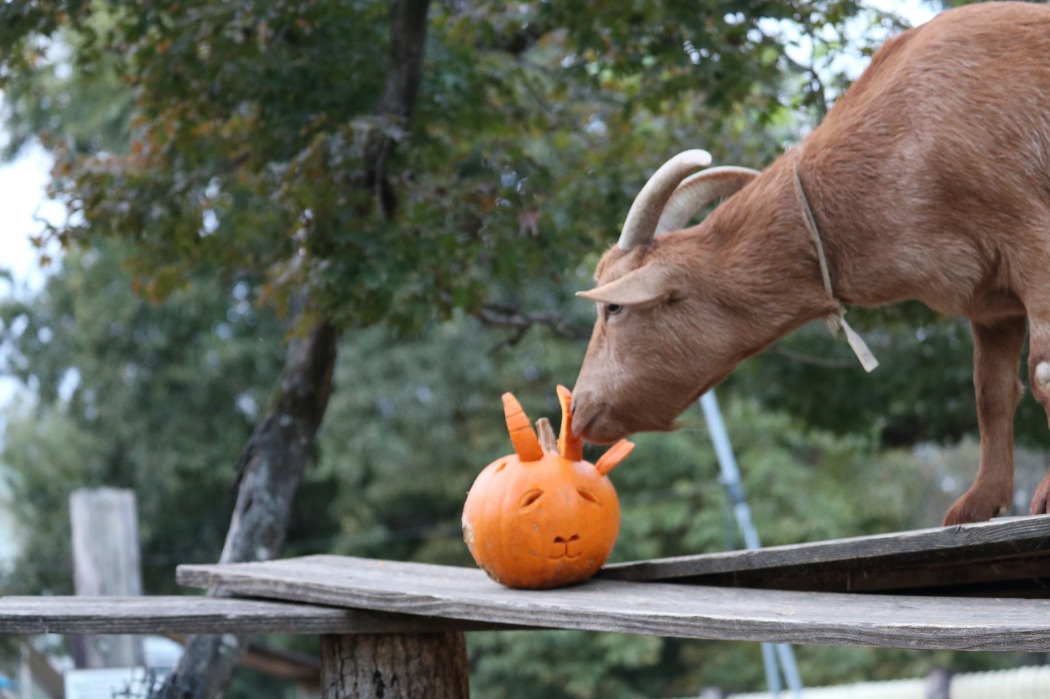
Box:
0 17 132 160
538 0 796 111
0 243 286 593
314 303 588 565
731 304 1050 448
0 0 821 334
469 630 663 699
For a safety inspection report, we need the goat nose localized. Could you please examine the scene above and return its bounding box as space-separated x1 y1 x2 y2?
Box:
570 391 609 441
569 390 593 435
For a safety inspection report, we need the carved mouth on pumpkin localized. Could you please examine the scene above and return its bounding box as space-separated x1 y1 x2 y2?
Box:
550 534 582 559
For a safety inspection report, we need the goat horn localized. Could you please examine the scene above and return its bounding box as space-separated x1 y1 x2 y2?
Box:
617 149 712 250
655 166 760 235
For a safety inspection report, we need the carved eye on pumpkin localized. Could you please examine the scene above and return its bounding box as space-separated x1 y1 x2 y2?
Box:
577 487 600 505
519 489 543 508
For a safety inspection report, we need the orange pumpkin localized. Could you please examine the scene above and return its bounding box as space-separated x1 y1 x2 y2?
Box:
462 386 634 589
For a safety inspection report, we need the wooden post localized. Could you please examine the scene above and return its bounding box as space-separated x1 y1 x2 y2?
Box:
69 487 145 669
319 631 469 699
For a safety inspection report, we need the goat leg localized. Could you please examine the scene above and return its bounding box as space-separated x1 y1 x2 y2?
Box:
943 316 1026 525
1027 316 1050 515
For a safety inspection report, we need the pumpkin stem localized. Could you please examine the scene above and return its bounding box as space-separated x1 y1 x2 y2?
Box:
556 385 583 461
502 392 544 462
535 418 558 453
594 439 634 475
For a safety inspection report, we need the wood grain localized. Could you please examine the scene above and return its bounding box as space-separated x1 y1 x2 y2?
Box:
0 595 500 635
601 516 1050 595
178 555 1050 651
321 632 469 699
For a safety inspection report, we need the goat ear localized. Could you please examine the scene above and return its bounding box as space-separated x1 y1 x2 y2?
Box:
576 264 674 306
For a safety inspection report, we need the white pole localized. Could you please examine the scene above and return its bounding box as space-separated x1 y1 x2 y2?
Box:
20 643 31 699
699 391 803 699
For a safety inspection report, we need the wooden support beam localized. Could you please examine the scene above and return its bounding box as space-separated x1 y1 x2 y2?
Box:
320 632 469 699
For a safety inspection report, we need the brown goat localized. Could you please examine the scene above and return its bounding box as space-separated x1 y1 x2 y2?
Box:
571 2 1050 526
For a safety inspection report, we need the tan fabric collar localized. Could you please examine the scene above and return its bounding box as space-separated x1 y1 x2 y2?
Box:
793 158 879 373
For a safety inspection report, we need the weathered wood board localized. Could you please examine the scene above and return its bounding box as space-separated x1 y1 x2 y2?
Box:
602 516 1050 596
178 555 1050 652
0 595 499 635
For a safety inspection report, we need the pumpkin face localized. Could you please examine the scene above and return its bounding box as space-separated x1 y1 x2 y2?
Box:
462 386 633 589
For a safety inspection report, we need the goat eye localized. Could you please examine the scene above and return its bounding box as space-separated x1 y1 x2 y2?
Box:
605 303 623 316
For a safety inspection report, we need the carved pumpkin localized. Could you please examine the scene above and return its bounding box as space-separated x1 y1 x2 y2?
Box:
462 386 634 589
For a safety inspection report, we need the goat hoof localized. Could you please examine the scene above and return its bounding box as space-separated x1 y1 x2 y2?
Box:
1028 476 1050 516
943 489 1009 526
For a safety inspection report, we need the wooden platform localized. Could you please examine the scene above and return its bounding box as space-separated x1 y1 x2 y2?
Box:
601 515 1050 596
0 595 495 635
6 518 1050 699
178 552 1050 652
5 517 1050 655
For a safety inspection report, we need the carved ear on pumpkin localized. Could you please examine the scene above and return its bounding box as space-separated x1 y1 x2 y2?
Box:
556 385 583 461
575 263 676 307
502 392 543 462
595 440 634 475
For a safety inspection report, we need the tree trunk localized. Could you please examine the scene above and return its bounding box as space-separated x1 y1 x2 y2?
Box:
151 2 432 697
153 316 338 699
320 633 469 699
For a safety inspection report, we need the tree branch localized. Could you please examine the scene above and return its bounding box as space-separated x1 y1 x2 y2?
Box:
368 0 431 219
477 302 589 350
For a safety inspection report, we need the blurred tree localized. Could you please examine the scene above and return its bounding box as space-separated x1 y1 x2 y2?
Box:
730 303 1050 449
0 243 287 594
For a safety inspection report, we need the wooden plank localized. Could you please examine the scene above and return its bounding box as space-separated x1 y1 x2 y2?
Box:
0 596 503 635
601 516 1050 594
178 555 1050 652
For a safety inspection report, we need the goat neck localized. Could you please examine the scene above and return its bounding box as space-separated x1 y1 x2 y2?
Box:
687 154 845 337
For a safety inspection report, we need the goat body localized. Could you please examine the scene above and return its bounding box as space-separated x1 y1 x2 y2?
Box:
571 2 1050 525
